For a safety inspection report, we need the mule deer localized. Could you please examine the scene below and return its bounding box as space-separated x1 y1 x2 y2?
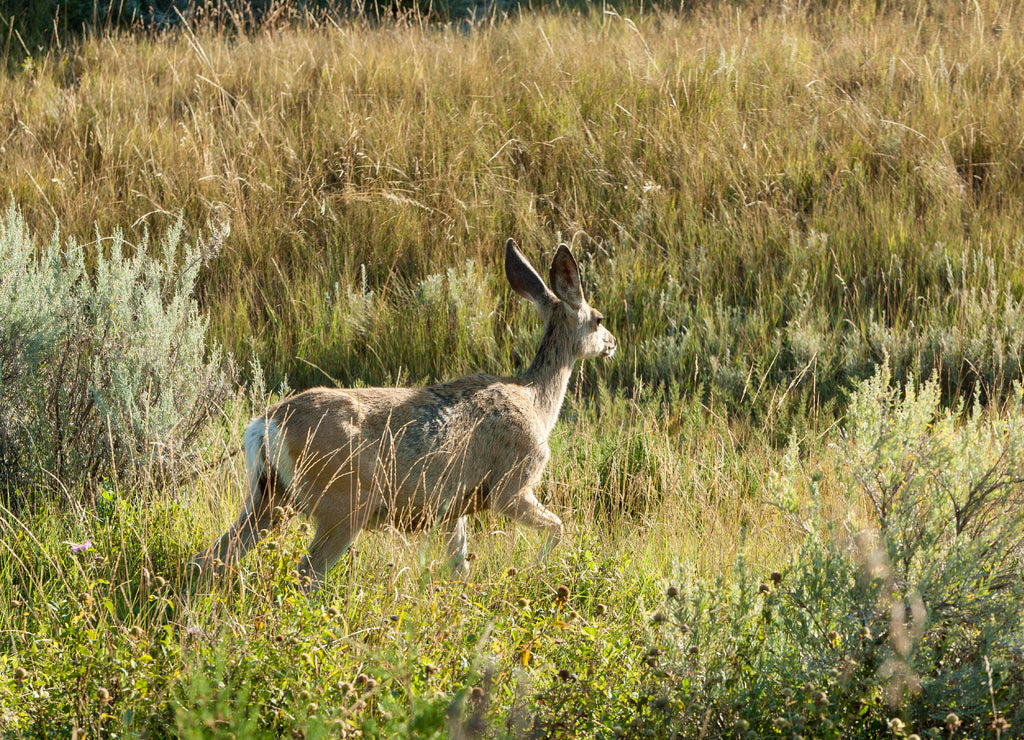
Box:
191 239 616 590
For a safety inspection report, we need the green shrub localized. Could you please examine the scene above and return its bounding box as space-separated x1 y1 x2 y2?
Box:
0 204 234 504
644 365 1024 736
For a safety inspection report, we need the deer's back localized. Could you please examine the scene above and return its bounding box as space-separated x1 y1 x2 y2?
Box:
265 374 548 525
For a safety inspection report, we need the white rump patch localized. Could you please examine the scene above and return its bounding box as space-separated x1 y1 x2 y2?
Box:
244 417 296 491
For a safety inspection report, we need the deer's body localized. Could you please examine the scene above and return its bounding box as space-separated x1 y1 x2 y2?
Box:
193 239 615 589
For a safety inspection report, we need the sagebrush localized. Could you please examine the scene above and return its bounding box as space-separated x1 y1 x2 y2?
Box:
0 206 234 504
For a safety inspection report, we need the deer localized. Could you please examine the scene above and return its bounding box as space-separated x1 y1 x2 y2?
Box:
191 238 617 591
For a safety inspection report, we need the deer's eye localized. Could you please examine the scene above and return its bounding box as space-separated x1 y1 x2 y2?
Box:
594 316 603 327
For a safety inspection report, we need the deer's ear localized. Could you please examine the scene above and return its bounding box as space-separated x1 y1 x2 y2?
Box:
506 239 554 307
549 244 584 309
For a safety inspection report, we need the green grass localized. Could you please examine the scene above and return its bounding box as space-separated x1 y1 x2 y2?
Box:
3 1 1024 736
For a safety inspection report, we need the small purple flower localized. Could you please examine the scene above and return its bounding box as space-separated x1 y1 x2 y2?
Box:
70 540 93 554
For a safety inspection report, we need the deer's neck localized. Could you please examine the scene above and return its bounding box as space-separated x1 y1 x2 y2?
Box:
521 321 576 437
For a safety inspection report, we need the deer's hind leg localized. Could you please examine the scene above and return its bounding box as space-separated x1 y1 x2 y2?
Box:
191 466 287 576
295 473 373 592
297 517 361 592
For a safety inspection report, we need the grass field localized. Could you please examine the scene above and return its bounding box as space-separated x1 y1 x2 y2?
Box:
2 1 1024 736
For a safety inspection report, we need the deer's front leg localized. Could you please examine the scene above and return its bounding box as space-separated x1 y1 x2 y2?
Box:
441 515 469 578
495 488 563 563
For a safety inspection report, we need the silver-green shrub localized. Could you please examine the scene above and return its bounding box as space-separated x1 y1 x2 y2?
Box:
648 364 1024 734
0 205 234 503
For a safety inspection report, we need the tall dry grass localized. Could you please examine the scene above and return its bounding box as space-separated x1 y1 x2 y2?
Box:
5 1 1024 410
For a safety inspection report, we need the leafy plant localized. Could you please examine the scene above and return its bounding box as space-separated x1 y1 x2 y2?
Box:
0 205 234 504
647 365 1024 735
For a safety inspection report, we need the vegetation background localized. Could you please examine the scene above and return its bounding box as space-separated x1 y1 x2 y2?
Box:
1 0 1024 736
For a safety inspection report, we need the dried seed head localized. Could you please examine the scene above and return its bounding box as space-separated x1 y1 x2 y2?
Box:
557 668 572 681
299 689 312 702
327 607 341 619
507 567 518 577
14 666 28 684
352 699 367 712
814 690 829 706
887 718 905 734
354 673 368 688
97 687 111 704
666 585 679 599
153 576 167 589
339 681 353 695
651 611 667 625
687 645 699 656
567 609 580 621
990 718 1011 732
556 585 570 601
364 678 378 691
422 662 437 677
465 552 478 562
758 583 771 594
516 597 530 610
770 570 783 585
595 603 608 616
470 686 485 702
945 713 961 729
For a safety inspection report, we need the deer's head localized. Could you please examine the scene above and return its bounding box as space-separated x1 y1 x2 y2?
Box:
505 238 617 361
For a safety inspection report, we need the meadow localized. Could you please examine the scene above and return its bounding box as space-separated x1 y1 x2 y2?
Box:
2 0 1024 736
